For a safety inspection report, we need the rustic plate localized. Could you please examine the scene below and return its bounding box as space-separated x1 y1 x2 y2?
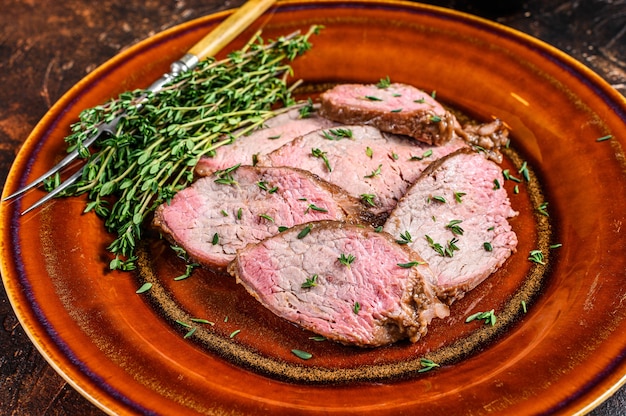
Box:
2 1 626 414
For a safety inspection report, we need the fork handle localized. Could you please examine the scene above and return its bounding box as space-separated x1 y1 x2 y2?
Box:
188 0 276 60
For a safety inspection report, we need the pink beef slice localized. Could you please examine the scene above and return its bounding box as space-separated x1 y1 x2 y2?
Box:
383 149 518 302
153 166 367 270
228 221 450 347
319 83 457 145
258 125 467 217
195 104 339 176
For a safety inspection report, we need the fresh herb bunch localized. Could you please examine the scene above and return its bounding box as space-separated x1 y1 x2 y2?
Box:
54 25 322 271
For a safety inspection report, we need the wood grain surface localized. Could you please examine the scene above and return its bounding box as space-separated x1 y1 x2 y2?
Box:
1 0 624 414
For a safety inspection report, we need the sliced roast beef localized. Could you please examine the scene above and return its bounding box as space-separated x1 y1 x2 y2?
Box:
258 125 467 218
195 104 338 176
383 149 518 303
153 166 367 270
228 221 450 347
319 83 457 145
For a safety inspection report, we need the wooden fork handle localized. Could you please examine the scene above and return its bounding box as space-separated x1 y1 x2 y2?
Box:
188 0 276 60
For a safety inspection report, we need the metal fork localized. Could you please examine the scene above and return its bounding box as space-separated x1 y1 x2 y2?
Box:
3 0 276 214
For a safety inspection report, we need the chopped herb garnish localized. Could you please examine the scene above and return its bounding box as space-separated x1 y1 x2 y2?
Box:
229 329 241 338
259 213 274 222
550 243 563 249
483 242 493 252
454 191 466 203
237 207 243 220
397 261 425 268
322 128 353 140
410 149 433 161
365 95 383 101
278 226 289 232
332 127 353 138
528 249 545 265
339 253 356 268
396 230 413 245
136 282 152 294
596 134 613 142
426 235 458 257
413 98 426 104
445 238 460 257
503 169 522 182
175 320 192 329
431 90 437 99
418 358 440 372
221 209 228 217
445 219 464 236
514 185 520 194
364 164 382 178
306 203 328 213
391 108 403 113
252 153 258 166
257 181 278 193
299 98 315 118
519 161 530 182
353 301 361 314
214 164 241 186
365 146 374 158
174 263 198 281
309 336 326 341
191 318 215 325
376 76 391 88
466 309 497 326
360 193 376 207
430 195 446 203
391 152 399 160
301 274 319 288
268 134 281 140
430 115 442 123
312 148 332 172
211 232 219 245
426 235 444 256
537 202 549 216
493 179 501 190
487 226 495 231
374 226 383 232
184 327 197 339
297 224 312 239
521 300 527 313
291 349 313 360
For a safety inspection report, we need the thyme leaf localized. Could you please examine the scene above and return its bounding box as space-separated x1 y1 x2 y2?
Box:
360 193 376 207
338 253 356 268
445 219 464 236
396 231 413 245
301 274 319 288
312 148 332 172
364 164 382 178
291 349 313 360
418 358 440 372
376 76 391 88
465 309 497 326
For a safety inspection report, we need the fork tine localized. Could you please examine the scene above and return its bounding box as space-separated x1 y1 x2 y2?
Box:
3 147 84 201
3 117 115 202
20 162 86 215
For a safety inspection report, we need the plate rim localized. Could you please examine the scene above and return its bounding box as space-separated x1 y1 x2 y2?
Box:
2 1 626 414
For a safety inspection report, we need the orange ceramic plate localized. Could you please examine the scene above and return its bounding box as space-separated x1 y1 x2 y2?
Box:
2 1 626 414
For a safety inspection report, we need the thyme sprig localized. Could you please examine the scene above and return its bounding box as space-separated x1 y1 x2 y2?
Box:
52 26 321 270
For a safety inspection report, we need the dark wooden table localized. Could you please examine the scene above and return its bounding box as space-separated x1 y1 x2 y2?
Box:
1 0 624 414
